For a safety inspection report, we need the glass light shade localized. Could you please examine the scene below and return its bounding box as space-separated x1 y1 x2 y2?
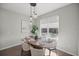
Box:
30 22 32 25
32 14 37 18
30 16 32 25
30 16 32 20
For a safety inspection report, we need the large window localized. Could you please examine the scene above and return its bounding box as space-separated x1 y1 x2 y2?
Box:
41 28 58 35
40 15 59 38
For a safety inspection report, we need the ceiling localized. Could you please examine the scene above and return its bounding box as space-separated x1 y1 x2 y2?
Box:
0 3 71 16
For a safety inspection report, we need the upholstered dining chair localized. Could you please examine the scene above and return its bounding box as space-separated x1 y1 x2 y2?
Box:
30 46 44 56
21 37 31 56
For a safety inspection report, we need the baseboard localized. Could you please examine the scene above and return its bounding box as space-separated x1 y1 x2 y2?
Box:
78 49 79 56
57 47 77 56
0 42 22 51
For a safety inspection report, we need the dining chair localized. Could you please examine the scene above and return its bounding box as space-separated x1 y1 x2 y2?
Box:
21 38 31 56
30 46 44 56
44 39 57 56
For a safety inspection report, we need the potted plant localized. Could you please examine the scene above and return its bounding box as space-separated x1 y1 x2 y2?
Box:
31 25 38 40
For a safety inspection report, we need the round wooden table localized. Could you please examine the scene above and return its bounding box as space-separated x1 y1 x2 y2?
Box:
27 39 43 49
24 37 57 56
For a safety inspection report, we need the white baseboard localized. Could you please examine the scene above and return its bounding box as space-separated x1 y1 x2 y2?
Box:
78 48 79 56
57 47 77 56
0 43 22 51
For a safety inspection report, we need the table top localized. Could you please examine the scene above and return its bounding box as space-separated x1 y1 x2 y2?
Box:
27 38 44 49
24 37 57 49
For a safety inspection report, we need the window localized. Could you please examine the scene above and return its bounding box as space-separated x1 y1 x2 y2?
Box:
40 15 59 37
41 28 47 33
49 28 58 34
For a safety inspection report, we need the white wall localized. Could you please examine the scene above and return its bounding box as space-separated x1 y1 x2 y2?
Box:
38 4 79 55
78 4 79 56
0 4 79 56
0 8 30 50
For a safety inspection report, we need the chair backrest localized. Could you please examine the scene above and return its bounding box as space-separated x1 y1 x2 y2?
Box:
30 46 44 56
22 38 30 51
43 39 57 49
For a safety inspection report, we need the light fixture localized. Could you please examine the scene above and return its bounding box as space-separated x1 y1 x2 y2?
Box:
29 16 32 25
29 3 37 25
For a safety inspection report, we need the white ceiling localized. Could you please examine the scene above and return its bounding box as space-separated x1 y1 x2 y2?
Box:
0 3 70 16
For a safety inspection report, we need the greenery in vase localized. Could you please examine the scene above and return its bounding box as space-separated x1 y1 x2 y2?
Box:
31 25 38 36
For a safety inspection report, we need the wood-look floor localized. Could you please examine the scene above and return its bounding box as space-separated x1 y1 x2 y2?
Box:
0 45 72 56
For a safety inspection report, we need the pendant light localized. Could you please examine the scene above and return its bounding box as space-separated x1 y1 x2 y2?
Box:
30 3 37 25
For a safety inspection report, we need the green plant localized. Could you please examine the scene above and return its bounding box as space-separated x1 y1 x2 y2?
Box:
31 25 38 36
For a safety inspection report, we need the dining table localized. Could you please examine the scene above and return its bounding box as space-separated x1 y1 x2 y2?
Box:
24 36 57 56
25 37 43 49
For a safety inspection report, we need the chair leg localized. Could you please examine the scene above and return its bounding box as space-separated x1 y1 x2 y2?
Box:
55 49 57 56
43 48 45 56
49 50 51 56
21 48 23 56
